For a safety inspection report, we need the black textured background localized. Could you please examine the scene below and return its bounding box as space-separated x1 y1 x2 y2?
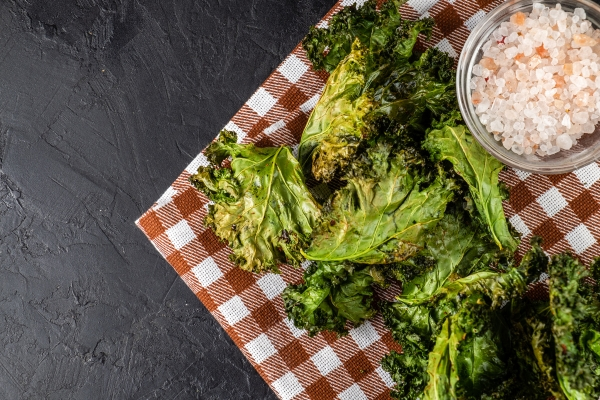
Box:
0 1 335 398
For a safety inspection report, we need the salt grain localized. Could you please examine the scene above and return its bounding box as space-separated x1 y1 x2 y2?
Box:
472 4 600 157
556 134 573 149
491 119 505 132
583 121 596 133
573 111 589 124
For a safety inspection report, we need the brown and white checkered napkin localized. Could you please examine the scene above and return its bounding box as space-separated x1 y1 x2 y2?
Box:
136 1 600 398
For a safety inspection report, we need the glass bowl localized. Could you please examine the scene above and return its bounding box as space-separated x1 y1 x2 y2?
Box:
456 0 600 174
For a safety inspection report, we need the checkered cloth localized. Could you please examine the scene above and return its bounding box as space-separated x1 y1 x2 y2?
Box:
135 0 600 399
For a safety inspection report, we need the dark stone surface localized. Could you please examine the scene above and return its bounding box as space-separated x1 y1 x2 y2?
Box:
0 1 335 398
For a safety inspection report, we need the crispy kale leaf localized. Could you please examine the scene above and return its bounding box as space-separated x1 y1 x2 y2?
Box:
189 130 320 273
380 209 501 399
304 143 456 264
517 236 549 282
432 267 528 309
302 1 378 73
421 316 461 399
509 300 565 400
381 299 452 399
302 0 419 73
399 207 500 303
549 253 600 399
298 40 375 182
505 250 600 400
299 4 442 182
382 239 545 399
371 48 456 135
453 297 509 397
282 261 377 336
398 236 538 309
382 252 437 284
381 348 429 400
422 298 509 400
423 113 519 252
383 295 514 400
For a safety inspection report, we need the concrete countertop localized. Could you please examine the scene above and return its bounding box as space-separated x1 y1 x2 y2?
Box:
0 0 335 398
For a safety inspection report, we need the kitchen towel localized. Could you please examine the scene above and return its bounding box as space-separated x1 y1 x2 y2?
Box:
136 1 600 398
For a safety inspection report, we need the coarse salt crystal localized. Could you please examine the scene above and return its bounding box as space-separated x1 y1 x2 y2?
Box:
505 109 518 120
490 119 505 132
477 98 491 113
572 111 590 124
505 47 519 59
512 144 524 155
516 69 529 81
535 68 545 80
572 75 588 88
514 102 525 112
480 57 497 70
574 8 586 21
510 12 527 26
583 121 596 133
582 66 591 77
556 133 573 149
558 19 567 32
548 145 561 155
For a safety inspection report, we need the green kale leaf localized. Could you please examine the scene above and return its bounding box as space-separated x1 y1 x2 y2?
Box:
381 348 429 400
399 207 500 303
421 315 461 400
298 40 375 182
189 130 320 273
282 261 377 336
302 1 378 73
381 240 546 399
509 301 565 400
382 265 529 399
381 299 453 399
517 236 549 283
302 0 419 73
371 48 456 131
549 253 600 399
299 6 442 182
422 299 509 400
304 143 456 264
423 114 519 252
453 296 509 397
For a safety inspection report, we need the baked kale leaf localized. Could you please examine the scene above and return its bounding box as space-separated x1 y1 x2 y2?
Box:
381 347 429 400
304 143 456 264
549 253 600 399
421 297 509 400
381 239 545 399
282 261 378 336
302 0 419 73
189 130 320 273
298 40 375 182
299 1 448 182
399 207 501 303
423 112 519 252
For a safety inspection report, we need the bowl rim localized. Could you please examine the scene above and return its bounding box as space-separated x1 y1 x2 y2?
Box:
456 0 600 175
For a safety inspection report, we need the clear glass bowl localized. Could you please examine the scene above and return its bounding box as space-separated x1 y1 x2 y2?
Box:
456 0 600 174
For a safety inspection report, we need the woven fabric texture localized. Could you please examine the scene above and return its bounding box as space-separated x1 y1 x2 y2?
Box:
136 0 600 399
